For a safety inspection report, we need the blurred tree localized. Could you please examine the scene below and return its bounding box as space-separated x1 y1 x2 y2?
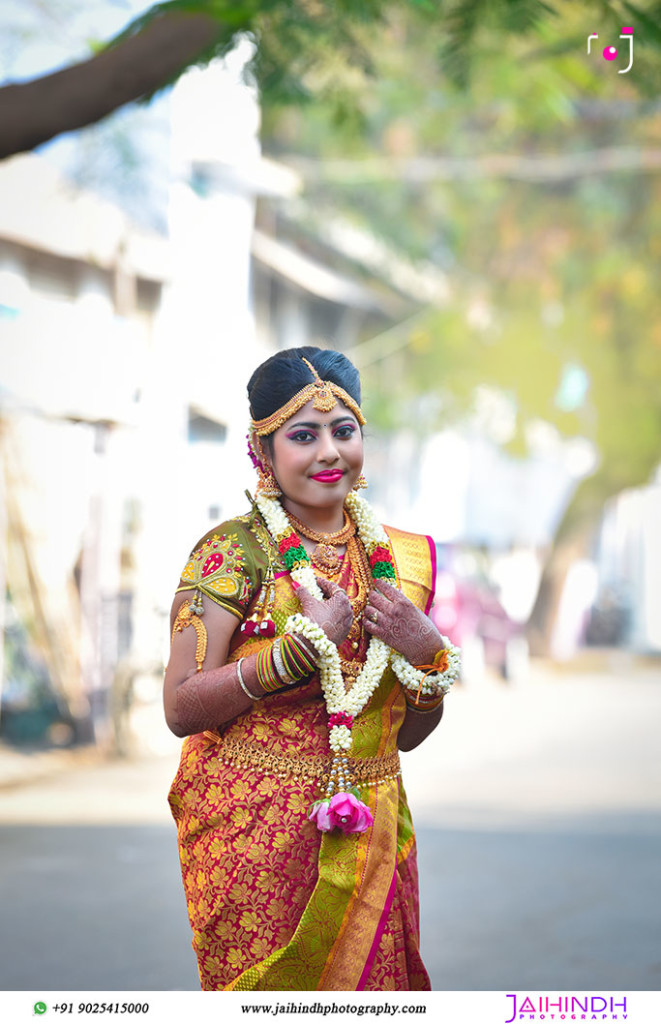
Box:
2 0 661 159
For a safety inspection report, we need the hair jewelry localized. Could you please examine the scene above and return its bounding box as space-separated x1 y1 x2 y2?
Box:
251 358 365 436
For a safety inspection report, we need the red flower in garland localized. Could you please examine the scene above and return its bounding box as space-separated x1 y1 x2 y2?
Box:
369 546 393 566
328 711 354 730
279 533 301 553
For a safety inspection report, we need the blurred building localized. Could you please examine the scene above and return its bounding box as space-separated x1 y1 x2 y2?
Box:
0 52 274 748
0 150 170 745
589 472 661 654
0 52 423 750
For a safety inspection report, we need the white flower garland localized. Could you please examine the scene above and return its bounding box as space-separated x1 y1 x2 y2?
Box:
285 613 390 752
391 638 461 696
254 490 459 754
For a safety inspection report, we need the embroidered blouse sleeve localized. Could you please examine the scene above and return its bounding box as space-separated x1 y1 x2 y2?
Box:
175 523 257 620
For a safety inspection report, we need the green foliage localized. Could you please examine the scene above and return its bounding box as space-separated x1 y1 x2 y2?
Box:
104 0 394 106
622 0 661 47
373 163 661 519
255 0 661 526
101 0 661 116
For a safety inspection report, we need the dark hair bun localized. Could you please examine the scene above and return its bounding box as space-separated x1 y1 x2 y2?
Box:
248 346 361 421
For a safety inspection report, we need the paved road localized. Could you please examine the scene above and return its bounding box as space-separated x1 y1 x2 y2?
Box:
1 658 660 991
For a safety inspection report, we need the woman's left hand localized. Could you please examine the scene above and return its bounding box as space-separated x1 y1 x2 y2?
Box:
363 578 444 666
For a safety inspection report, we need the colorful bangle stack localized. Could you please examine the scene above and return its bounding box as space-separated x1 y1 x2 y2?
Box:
254 633 318 696
255 644 283 694
281 633 318 679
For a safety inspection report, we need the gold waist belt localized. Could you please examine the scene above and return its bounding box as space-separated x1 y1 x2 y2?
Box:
203 732 401 789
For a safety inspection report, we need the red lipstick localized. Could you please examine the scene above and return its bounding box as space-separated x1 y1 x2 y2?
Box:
311 470 345 483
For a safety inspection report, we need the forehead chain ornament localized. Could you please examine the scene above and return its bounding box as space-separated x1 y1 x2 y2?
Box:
300 357 338 413
251 358 365 436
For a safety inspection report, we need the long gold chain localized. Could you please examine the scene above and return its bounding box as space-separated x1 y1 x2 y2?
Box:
339 534 372 691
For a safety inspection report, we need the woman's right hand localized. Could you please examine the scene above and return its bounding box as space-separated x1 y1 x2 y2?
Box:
294 577 353 648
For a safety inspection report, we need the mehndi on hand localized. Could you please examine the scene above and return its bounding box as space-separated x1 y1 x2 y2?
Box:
363 578 444 666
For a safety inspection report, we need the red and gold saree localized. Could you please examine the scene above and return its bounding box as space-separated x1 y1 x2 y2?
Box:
168 515 436 991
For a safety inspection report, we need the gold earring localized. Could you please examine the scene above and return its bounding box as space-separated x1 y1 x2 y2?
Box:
257 465 281 498
251 433 281 497
352 473 368 491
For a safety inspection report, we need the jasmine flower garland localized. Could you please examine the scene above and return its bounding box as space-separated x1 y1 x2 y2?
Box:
254 490 460 833
255 491 394 751
391 642 461 698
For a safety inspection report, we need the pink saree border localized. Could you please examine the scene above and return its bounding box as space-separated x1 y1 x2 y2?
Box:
356 867 398 991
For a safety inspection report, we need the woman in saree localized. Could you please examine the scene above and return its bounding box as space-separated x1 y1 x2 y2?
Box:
164 346 460 991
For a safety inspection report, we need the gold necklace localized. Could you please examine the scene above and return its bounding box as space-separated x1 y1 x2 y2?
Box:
286 509 356 575
339 533 372 691
289 507 372 693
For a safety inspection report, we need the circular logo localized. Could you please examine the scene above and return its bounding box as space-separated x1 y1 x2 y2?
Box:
34 1003 47 1016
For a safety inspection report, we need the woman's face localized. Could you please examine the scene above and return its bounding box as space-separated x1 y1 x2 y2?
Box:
265 397 363 517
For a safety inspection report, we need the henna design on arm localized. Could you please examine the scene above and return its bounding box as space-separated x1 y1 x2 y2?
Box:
169 658 261 737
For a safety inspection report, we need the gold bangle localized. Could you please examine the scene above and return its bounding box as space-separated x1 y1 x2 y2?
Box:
236 658 263 701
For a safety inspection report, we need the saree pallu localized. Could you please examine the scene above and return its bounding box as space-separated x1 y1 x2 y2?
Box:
168 523 435 991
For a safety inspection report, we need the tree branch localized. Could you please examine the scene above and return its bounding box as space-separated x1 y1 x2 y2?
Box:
285 147 661 184
0 11 225 159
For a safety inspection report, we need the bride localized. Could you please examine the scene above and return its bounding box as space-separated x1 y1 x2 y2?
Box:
163 345 459 991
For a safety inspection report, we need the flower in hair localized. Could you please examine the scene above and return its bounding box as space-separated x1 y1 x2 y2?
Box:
246 433 264 472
